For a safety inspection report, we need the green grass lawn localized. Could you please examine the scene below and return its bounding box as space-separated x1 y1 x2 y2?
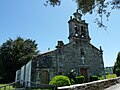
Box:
0 84 51 90
99 74 117 80
0 84 15 90
106 74 117 79
0 84 4 86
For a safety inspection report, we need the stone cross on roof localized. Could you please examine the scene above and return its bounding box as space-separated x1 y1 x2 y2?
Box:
73 9 82 21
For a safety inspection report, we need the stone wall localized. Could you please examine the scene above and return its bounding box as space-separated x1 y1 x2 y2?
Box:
60 41 104 79
58 77 120 90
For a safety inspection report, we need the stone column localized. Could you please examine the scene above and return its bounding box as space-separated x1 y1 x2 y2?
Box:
56 41 64 75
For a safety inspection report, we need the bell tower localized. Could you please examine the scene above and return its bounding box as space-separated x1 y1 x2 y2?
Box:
68 9 91 43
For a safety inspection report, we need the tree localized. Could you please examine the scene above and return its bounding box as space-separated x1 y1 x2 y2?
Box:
113 52 120 76
45 0 120 29
0 37 38 83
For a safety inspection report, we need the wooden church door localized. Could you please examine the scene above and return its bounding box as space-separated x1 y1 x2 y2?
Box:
80 68 88 82
40 70 50 84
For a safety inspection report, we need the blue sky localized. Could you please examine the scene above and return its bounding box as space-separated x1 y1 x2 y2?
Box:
0 0 120 67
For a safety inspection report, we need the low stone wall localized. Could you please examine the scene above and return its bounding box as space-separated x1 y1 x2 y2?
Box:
58 77 120 90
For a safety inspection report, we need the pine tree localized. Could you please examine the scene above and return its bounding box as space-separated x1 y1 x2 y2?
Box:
113 52 120 76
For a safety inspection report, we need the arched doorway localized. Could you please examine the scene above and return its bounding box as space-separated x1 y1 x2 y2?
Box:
40 70 50 84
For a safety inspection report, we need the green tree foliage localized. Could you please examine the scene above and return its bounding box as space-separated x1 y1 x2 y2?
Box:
0 37 38 83
46 0 120 14
113 52 120 76
49 75 71 87
45 0 120 29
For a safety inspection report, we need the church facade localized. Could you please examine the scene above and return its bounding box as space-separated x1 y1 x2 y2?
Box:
15 10 105 86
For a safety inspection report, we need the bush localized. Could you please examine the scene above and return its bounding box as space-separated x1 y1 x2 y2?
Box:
105 72 109 75
76 76 85 84
49 75 71 87
90 75 99 81
69 79 75 85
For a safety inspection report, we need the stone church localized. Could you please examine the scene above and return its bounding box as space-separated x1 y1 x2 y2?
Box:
15 10 104 86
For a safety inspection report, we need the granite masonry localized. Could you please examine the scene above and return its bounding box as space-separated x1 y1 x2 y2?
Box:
58 77 120 90
15 10 105 86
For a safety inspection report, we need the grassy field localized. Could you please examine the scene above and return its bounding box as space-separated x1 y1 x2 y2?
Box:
106 74 117 79
99 74 117 80
0 84 51 90
0 84 15 90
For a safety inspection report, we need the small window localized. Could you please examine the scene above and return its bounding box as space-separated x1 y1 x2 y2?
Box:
81 26 86 37
81 49 84 56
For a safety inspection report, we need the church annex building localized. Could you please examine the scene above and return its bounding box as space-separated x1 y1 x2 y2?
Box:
15 10 105 86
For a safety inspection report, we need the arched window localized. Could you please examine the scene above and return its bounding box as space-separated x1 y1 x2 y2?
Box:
81 49 84 56
74 26 78 36
81 26 86 38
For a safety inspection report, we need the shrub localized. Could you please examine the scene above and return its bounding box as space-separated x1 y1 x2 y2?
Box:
49 75 71 87
76 76 85 84
90 75 99 81
70 79 75 85
105 72 109 75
